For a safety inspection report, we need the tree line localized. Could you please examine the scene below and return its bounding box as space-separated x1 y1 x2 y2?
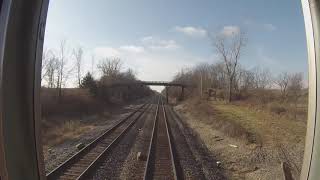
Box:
170 29 305 106
41 40 152 102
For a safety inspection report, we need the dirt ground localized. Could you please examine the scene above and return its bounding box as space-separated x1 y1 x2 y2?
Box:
174 98 306 180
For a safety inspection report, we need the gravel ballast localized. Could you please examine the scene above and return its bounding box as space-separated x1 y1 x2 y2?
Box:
119 104 157 179
165 105 207 179
89 104 152 179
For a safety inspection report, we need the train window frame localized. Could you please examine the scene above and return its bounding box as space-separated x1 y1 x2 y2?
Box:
0 0 3 14
0 0 319 179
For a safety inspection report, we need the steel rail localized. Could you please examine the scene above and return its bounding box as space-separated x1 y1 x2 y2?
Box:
76 103 152 180
162 99 178 180
143 97 178 180
143 97 160 180
46 103 149 179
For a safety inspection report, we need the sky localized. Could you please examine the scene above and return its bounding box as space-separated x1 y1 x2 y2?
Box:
44 0 308 92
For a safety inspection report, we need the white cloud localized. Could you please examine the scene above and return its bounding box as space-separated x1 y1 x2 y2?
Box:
257 47 277 64
174 26 207 38
243 19 276 32
141 36 153 42
243 19 253 26
141 36 180 50
119 45 145 53
263 23 276 31
94 47 121 58
220 26 240 37
94 45 145 59
93 37 181 65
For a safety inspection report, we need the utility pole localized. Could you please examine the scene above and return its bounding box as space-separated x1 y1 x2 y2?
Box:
181 86 184 100
200 72 203 98
91 54 95 76
166 86 169 104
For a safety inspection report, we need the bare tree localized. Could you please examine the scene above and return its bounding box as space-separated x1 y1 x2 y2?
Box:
41 48 61 88
91 54 96 76
56 40 68 98
288 72 304 119
209 62 227 90
212 29 247 102
193 63 211 97
98 57 122 78
44 55 59 88
253 67 272 89
123 68 137 81
275 72 290 99
173 68 193 85
41 48 52 85
73 46 83 87
235 67 255 96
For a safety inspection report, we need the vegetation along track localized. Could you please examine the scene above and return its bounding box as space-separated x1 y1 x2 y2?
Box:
144 97 179 180
46 102 150 180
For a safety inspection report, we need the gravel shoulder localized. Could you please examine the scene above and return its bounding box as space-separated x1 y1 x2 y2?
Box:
167 105 226 180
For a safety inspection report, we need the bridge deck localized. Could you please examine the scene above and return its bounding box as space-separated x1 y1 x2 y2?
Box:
111 81 191 87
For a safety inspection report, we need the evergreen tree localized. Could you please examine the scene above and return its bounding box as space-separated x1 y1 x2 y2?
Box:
80 72 97 96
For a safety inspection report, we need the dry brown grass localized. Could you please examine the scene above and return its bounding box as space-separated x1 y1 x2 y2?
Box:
41 88 105 117
186 98 254 143
40 88 106 147
176 88 308 145
175 95 307 179
211 101 306 146
42 119 95 146
234 90 308 122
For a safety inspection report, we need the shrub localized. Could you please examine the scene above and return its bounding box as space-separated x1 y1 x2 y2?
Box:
41 88 104 117
269 103 287 115
80 72 98 97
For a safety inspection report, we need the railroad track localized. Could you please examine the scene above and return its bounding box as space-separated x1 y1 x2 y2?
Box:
46 103 150 180
144 97 178 180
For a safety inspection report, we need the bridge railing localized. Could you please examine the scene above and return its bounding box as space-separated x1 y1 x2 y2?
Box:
109 80 194 87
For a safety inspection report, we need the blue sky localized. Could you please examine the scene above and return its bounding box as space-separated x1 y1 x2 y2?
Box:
44 0 307 91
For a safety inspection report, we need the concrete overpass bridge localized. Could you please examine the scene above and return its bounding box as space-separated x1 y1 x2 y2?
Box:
111 81 192 103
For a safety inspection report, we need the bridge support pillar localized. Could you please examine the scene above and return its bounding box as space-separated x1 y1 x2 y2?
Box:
166 86 169 104
127 86 130 100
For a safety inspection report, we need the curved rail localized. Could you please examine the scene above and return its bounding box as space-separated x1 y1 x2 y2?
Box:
46 103 150 180
143 97 178 180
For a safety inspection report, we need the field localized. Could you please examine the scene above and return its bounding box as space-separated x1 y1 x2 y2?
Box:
41 88 106 146
174 92 307 179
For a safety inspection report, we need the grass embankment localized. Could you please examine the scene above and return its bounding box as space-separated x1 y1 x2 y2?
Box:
175 98 306 179
213 101 306 146
42 118 96 146
41 88 110 147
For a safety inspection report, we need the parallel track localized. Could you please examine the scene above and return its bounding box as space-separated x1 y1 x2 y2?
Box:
144 98 178 180
46 103 150 180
